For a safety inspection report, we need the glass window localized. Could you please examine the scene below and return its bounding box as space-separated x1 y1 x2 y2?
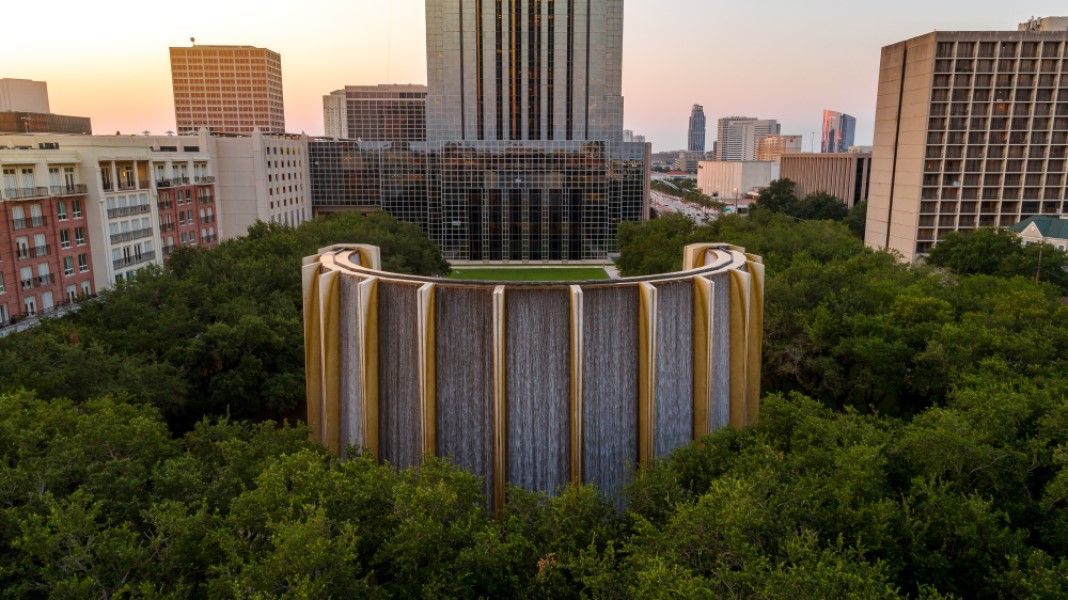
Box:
78 254 89 272
63 257 74 276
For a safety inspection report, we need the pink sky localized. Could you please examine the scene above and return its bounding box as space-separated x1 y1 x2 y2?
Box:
2 0 1065 151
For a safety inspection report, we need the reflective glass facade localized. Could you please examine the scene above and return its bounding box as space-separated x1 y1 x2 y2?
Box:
310 139 648 260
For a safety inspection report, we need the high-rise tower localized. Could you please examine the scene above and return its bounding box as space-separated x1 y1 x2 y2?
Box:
821 110 856 153
169 44 285 135
688 104 706 153
425 0 625 142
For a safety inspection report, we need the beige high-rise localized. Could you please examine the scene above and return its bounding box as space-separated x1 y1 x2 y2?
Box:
866 22 1068 261
169 45 285 135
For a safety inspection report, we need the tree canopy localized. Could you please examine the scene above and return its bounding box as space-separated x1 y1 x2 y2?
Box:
2 210 1068 597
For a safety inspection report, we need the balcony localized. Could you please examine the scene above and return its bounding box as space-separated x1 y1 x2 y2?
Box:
195 175 215 184
106 204 151 219
49 184 88 196
19 273 53 290
109 228 153 244
172 176 190 185
3 187 48 200
156 179 174 189
160 222 176 232
200 216 216 224
112 251 156 270
197 194 214 204
12 216 48 230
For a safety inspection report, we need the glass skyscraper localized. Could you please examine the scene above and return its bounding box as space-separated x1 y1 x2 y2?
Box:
821 110 857 153
688 104 706 153
311 0 649 262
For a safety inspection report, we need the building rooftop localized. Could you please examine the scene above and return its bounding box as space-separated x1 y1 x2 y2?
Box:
1012 216 1068 240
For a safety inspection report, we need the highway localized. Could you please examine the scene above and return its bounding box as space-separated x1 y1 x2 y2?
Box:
650 189 718 222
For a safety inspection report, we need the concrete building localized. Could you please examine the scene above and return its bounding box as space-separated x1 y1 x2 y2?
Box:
821 110 856 153
622 129 646 144
1012 215 1068 250
715 117 781 161
303 242 764 507
1021 17 1068 32
688 104 706 153
755 134 803 161
425 0 624 142
674 150 704 173
0 79 50 113
322 85 427 141
169 44 285 135
779 152 872 207
209 130 311 235
866 21 1068 261
0 79 92 134
697 160 779 199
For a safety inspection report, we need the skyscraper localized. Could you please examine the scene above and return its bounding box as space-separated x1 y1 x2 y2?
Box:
865 21 1068 261
715 117 781 161
425 1 625 142
688 104 706 153
169 44 285 135
821 110 856 153
322 85 427 141
309 0 648 263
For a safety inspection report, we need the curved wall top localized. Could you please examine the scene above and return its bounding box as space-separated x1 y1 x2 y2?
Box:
303 244 764 509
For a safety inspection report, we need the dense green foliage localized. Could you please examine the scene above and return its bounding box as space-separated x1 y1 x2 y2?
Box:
755 178 857 223
3 208 1068 597
0 212 448 429
619 211 1068 416
927 227 1068 292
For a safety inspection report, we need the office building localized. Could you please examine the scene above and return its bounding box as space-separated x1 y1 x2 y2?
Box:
0 79 50 113
0 79 91 134
309 0 649 263
322 85 427 141
0 113 92 135
169 44 285 135
425 0 624 142
715 117 781 161
821 110 857 153
866 21 1068 261
755 134 803 161
209 130 311 235
622 129 646 144
1021 17 1068 32
674 150 703 172
697 160 779 199
303 242 764 507
779 152 872 207
688 105 706 152
1012 215 1068 250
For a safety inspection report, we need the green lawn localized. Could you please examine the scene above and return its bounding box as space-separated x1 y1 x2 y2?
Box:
448 266 610 282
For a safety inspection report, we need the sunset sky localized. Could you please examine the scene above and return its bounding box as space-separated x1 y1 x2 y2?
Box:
3 0 1065 151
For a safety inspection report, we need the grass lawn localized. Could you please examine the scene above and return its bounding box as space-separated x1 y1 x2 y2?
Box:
448 266 610 282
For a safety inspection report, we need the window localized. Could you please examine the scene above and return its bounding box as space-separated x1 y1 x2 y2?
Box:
80 281 91 297
60 230 71 249
75 227 86 245
0 273 4 294
72 200 82 218
66 285 77 302
77 254 89 272
57 201 68 221
63 257 74 276
24 297 36 317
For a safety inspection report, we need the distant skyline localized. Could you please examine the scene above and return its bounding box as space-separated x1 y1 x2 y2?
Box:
2 0 1065 150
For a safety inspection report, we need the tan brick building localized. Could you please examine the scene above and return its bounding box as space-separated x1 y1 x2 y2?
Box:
170 45 285 135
